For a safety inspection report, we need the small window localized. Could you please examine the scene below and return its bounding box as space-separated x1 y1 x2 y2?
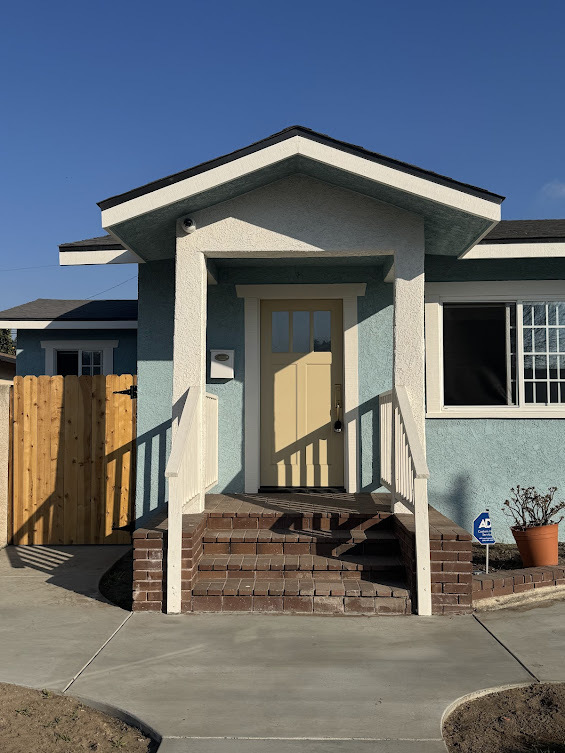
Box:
81 351 103 376
55 349 103 376
443 303 516 406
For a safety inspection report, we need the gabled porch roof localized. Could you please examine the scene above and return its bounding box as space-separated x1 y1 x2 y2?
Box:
98 126 503 261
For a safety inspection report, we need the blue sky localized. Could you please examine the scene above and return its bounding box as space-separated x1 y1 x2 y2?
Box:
1 0 564 310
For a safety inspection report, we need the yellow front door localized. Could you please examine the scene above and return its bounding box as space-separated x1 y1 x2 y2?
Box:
260 299 344 488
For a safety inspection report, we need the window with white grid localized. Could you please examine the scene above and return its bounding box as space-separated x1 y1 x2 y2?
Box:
522 301 565 404
439 299 565 410
80 350 103 376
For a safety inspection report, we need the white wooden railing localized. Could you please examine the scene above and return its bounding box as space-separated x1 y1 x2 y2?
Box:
379 386 432 616
165 387 219 613
205 393 219 491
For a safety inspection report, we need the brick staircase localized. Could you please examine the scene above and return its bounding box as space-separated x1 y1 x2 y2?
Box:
188 500 412 614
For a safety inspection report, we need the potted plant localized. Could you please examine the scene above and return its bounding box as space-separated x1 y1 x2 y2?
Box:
503 485 565 567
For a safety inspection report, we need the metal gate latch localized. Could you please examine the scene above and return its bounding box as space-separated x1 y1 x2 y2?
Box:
113 385 137 399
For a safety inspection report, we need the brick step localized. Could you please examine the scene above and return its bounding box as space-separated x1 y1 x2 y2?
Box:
205 511 392 532
202 528 400 556
187 575 411 614
197 553 404 576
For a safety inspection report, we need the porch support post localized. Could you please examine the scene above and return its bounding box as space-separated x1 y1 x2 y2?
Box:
172 245 207 511
392 245 425 514
167 244 207 614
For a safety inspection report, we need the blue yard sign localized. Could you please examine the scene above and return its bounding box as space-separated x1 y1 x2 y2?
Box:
473 510 496 545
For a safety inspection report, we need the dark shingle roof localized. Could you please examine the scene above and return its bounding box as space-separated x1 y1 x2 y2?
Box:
482 220 565 243
97 125 505 211
59 235 124 251
0 299 137 321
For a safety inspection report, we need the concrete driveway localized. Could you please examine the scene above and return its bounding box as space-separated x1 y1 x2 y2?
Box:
0 545 564 753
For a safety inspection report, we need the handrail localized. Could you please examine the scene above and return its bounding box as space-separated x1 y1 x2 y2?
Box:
394 386 429 480
379 385 432 616
165 386 200 479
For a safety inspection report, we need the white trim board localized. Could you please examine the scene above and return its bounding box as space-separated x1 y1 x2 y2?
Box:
425 281 565 418
2 320 138 330
102 136 501 229
59 249 141 265
237 283 365 494
40 339 118 376
461 242 565 259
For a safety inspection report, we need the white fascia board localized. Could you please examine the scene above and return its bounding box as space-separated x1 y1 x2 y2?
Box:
102 139 299 228
461 241 565 259
59 248 142 265
3 320 137 329
101 135 501 228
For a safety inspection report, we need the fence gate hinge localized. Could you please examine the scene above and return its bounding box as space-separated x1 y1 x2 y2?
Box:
113 384 137 399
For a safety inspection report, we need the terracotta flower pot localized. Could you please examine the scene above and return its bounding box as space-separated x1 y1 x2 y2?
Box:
511 523 559 567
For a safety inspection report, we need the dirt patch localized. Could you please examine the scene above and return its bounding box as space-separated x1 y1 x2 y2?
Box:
473 543 565 572
0 683 157 753
99 549 133 611
444 682 565 753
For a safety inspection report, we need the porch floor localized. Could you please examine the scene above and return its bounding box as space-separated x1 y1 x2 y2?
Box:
204 491 392 516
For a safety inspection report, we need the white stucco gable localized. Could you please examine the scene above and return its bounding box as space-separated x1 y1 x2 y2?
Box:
183 174 424 257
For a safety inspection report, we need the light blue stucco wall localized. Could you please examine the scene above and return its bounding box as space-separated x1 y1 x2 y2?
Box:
425 255 565 541
205 263 392 495
135 260 175 525
16 328 137 376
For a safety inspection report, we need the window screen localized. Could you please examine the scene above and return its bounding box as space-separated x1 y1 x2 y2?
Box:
443 303 516 406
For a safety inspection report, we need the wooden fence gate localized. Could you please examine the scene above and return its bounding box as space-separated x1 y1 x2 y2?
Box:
9 375 136 545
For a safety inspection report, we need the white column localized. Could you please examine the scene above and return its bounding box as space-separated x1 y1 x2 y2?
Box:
172 244 207 511
167 244 207 614
392 246 426 514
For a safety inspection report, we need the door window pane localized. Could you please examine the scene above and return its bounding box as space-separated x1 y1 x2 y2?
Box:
292 311 310 352
443 303 516 405
272 312 289 352
56 351 79 376
313 311 331 352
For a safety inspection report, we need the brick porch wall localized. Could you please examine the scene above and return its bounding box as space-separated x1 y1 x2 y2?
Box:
394 506 473 615
132 511 206 612
473 566 565 600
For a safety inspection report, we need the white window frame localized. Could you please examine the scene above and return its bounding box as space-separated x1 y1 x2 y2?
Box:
40 340 118 376
425 281 565 418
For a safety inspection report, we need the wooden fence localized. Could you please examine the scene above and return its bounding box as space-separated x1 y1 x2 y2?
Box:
10 375 136 545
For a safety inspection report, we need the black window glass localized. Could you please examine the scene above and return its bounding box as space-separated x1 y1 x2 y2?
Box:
56 350 78 376
443 304 516 406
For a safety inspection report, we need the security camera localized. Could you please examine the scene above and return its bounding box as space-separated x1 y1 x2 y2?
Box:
179 216 196 234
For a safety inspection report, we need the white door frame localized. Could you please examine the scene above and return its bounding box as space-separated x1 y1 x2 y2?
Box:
236 284 366 493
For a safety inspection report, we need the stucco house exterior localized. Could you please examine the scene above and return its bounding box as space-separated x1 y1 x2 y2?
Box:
0 299 137 376
15 126 565 616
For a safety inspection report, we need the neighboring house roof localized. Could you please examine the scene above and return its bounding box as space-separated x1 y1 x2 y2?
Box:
0 352 16 365
481 219 565 243
59 235 125 251
98 125 504 211
0 299 138 329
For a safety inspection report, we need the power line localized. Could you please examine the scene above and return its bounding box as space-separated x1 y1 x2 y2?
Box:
0 264 59 272
86 275 137 299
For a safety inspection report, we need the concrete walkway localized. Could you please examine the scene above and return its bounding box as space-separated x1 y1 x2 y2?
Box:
0 545 564 752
